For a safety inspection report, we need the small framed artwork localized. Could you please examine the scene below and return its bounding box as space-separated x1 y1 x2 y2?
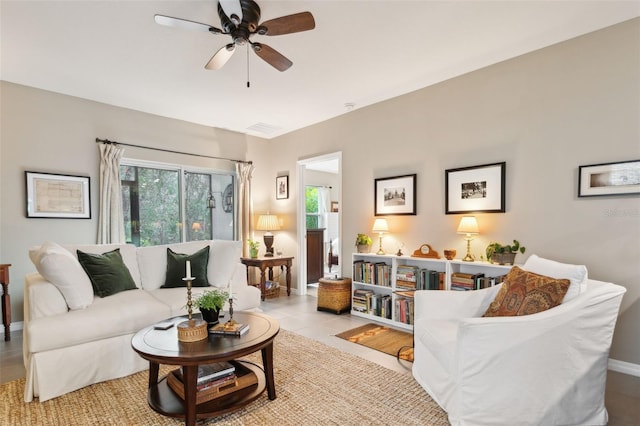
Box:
374 174 416 216
578 159 640 197
445 162 506 214
331 201 339 212
276 175 289 200
25 171 91 219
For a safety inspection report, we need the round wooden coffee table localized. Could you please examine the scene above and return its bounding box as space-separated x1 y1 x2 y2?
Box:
131 311 279 426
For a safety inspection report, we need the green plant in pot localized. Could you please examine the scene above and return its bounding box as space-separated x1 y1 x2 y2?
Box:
355 233 373 253
485 240 526 265
248 239 260 259
193 288 229 324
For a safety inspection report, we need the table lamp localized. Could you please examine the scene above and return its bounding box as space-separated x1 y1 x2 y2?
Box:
256 214 280 257
372 218 389 255
457 216 479 262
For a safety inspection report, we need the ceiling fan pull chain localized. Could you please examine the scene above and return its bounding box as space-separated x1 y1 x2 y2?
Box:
246 44 251 88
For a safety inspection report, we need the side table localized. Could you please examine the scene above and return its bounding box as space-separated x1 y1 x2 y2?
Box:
241 257 293 301
0 264 11 341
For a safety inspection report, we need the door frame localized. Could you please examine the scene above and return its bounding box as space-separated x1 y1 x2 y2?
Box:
296 152 342 295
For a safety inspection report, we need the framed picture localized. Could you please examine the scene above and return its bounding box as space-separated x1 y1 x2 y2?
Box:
374 174 416 216
25 171 91 219
445 162 506 214
578 159 640 197
276 175 289 200
331 201 339 212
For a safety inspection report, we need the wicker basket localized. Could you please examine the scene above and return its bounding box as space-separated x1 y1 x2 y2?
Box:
264 281 280 299
317 277 352 314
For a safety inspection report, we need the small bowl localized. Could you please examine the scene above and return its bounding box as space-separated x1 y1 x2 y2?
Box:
443 249 456 260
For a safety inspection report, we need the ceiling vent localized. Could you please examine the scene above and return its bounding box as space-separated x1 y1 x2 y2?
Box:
246 122 282 135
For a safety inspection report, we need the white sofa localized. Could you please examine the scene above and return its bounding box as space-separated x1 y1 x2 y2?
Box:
23 239 261 402
412 256 626 426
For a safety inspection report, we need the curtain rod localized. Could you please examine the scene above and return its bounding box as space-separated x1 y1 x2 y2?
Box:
95 138 252 165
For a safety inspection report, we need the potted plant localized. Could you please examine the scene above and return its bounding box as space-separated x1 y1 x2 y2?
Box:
248 239 260 259
355 233 373 253
485 240 526 265
193 288 229 324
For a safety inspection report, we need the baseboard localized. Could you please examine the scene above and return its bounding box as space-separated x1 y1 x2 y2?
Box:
608 358 640 377
0 320 23 338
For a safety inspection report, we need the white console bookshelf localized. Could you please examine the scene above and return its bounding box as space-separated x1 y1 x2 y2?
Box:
351 253 514 331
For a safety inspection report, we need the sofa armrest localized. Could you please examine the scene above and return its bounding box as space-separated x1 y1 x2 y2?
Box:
414 285 502 321
24 272 68 321
229 263 261 310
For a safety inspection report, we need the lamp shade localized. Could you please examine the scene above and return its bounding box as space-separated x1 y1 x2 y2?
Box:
256 214 280 232
372 218 389 233
457 216 479 234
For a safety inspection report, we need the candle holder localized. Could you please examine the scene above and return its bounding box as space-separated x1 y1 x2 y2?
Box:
224 297 238 326
177 277 208 342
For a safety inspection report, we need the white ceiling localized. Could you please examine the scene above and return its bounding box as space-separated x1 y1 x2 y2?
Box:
2 1 639 139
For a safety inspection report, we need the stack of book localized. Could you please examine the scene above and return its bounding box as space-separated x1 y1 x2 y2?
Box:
352 289 392 319
451 272 483 291
394 294 414 325
209 322 250 336
396 265 419 289
418 269 445 290
168 361 238 404
352 261 391 286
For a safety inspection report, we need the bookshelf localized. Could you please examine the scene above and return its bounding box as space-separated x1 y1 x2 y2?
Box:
351 254 513 331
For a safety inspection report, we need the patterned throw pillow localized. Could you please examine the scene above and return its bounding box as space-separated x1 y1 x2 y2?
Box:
483 266 570 317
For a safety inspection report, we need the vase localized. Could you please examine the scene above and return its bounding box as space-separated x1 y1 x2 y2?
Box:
357 244 371 253
249 247 259 259
200 308 220 324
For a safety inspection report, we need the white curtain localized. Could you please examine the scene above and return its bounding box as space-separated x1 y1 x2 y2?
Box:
236 162 255 257
97 143 125 244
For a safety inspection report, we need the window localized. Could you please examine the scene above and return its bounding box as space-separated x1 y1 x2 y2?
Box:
305 186 319 229
121 162 234 247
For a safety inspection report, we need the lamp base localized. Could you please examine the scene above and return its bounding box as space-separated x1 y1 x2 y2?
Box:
263 234 274 257
462 237 475 262
376 234 385 255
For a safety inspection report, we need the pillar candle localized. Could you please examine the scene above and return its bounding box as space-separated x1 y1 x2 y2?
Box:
186 260 191 278
228 281 233 300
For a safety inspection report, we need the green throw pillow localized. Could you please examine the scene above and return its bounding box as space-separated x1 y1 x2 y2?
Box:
77 249 137 298
162 246 210 288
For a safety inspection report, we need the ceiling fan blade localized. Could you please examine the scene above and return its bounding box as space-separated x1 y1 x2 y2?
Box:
259 12 315 36
252 43 292 72
155 14 222 34
219 0 243 25
205 44 236 70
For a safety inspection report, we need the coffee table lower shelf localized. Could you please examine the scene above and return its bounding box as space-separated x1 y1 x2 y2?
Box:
147 361 266 420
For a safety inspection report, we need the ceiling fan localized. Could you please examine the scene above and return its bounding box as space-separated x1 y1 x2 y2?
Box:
155 0 315 72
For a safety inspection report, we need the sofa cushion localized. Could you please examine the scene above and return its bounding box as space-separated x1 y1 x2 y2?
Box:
162 246 210 288
522 254 588 303
483 266 570 317
209 240 242 287
77 249 137 297
64 243 142 288
28 241 94 310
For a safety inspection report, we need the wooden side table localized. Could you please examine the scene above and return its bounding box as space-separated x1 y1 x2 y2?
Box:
0 264 11 341
241 257 293 301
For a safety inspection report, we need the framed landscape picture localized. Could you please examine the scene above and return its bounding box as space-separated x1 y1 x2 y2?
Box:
374 174 416 216
578 160 640 197
25 171 91 218
445 162 506 214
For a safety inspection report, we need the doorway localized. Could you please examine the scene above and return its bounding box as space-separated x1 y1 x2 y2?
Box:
296 152 342 296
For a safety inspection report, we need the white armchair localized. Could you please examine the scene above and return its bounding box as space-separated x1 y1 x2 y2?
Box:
412 278 626 426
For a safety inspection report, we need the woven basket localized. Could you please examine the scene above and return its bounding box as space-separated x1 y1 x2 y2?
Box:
317 278 352 314
264 282 280 299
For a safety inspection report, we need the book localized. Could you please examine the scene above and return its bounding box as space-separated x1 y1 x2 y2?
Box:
209 322 250 336
175 361 236 385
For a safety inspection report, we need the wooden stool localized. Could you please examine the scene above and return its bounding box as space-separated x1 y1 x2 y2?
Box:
317 277 351 314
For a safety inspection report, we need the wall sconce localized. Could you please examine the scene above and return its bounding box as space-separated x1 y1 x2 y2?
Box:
372 218 389 255
457 216 479 262
256 214 281 257
207 193 216 209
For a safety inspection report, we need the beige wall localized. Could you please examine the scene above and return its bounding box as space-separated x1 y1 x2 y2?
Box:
1 19 638 366
248 19 640 365
0 82 252 321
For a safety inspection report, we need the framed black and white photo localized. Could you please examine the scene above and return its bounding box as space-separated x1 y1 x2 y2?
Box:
445 162 505 214
374 174 416 216
276 175 289 200
25 171 91 219
578 160 640 197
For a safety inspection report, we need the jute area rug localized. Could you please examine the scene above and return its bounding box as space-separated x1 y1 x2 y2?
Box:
0 329 447 425
336 323 414 362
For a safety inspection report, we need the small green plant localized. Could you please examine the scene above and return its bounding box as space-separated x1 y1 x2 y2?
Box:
247 239 260 250
355 233 372 246
193 288 229 312
485 240 526 260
